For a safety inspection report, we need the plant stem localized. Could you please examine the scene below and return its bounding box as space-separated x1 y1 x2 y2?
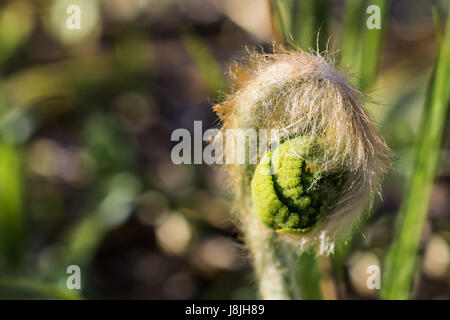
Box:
244 213 322 299
244 215 297 299
247 227 300 298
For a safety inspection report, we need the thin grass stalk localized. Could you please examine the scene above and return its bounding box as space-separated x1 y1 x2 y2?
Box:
292 0 316 49
358 0 389 91
0 80 23 266
340 0 364 69
181 28 227 95
0 140 23 264
272 0 293 45
273 0 331 52
312 0 332 51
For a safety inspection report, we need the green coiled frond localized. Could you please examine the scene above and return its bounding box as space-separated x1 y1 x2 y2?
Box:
251 136 341 232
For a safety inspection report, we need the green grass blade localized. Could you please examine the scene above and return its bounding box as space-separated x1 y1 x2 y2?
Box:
358 0 389 90
273 0 331 51
381 8 450 299
66 173 141 266
0 80 23 265
0 1 34 66
340 0 388 89
0 142 23 264
273 0 294 44
298 250 323 299
181 28 227 95
292 0 315 48
312 0 332 52
431 7 442 48
340 0 364 69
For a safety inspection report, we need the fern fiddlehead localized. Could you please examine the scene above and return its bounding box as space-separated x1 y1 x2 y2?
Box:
213 48 391 299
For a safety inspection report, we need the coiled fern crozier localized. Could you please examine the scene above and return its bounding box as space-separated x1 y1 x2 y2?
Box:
213 48 390 299
251 136 342 232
